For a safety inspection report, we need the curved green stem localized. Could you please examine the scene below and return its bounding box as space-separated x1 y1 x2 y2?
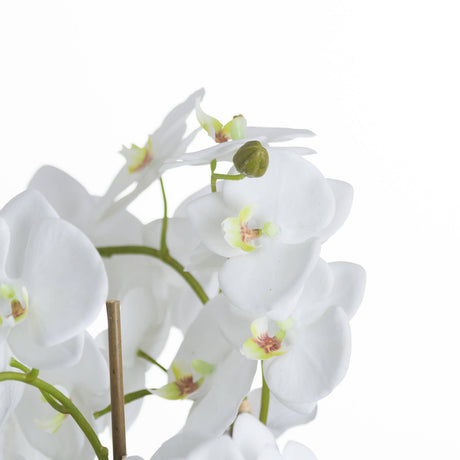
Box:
137 349 167 373
97 245 209 305
0 371 108 460
94 388 155 419
259 361 270 425
159 177 169 255
10 358 69 413
209 158 245 193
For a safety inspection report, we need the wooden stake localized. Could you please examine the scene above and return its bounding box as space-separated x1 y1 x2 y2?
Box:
106 300 127 460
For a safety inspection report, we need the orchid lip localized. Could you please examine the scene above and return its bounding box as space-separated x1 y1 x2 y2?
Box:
125 138 154 173
0 284 28 326
222 204 279 253
241 316 294 360
154 359 215 400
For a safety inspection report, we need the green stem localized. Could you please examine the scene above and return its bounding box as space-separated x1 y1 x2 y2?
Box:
210 159 217 192
159 177 169 255
259 361 270 425
94 388 155 419
209 158 245 192
97 245 209 305
40 391 70 414
137 349 167 373
0 371 108 460
10 358 69 413
212 173 245 181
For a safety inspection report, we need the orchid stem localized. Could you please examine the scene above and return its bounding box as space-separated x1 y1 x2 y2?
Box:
94 388 155 419
9 358 69 413
259 361 270 425
137 349 167 373
209 158 245 193
159 177 169 255
210 159 217 192
212 173 245 181
97 245 209 305
0 368 109 460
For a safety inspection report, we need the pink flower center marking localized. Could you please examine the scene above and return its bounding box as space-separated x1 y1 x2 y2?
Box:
240 222 262 245
254 332 282 354
175 375 200 397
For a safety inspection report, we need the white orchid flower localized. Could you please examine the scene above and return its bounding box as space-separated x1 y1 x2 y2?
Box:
169 102 316 167
187 150 343 319
152 414 317 460
13 334 109 460
214 259 366 410
152 303 256 437
101 89 205 217
0 191 107 369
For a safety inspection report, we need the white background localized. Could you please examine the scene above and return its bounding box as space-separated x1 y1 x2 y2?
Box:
1 1 460 459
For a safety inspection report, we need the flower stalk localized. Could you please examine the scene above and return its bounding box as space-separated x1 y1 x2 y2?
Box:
259 362 270 425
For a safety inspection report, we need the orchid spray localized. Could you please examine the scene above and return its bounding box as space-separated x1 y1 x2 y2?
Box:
0 90 365 460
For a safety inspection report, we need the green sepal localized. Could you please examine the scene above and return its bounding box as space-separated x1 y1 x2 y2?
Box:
222 115 247 140
0 284 15 300
191 359 215 376
154 382 184 400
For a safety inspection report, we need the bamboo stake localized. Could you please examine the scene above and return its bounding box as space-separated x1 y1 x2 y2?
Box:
106 300 127 460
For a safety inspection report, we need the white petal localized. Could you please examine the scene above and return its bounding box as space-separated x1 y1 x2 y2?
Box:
213 295 253 350
283 442 317 460
328 262 366 319
247 388 316 437
232 413 277 457
120 286 167 367
174 185 217 218
184 351 256 437
244 127 315 142
151 431 211 460
44 333 109 396
22 218 108 347
28 166 144 246
7 327 84 370
15 385 85 459
173 140 247 166
264 307 351 406
174 306 233 374
153 88 204 158
257 447 283 460
28 166 94 230
187 193 242 258
292 259 334 325
0 191 58 279
144 218 201 263
91 205 143 246
222 151 336 244
187 436 245 460
269 146 317 156
0 416 48 460
0 218 10 278
0 349 23 430
219 239 320 320
320 179 353 242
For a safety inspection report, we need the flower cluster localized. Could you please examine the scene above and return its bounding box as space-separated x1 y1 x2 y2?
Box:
0 90 365 459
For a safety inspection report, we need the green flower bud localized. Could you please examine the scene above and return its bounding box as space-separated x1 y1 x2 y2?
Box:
232 141 269 178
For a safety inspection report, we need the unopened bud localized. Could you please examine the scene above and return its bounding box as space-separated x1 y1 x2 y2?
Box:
233 141 269 178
